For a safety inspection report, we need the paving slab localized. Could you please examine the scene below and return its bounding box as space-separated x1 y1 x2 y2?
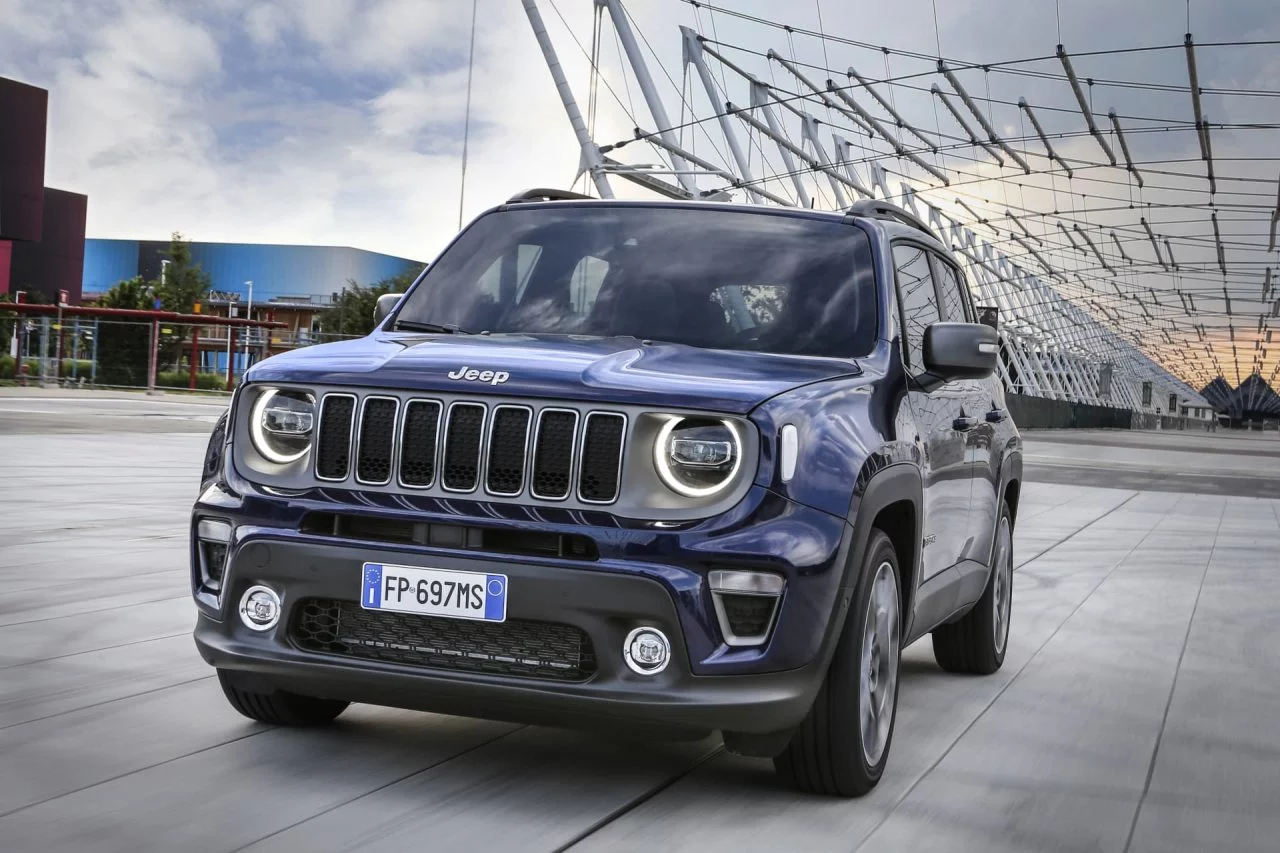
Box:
2 393 1278 852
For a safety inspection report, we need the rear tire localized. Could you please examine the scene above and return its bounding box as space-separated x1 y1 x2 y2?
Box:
774 530 901 797
217 670 349 726
932 501 1013 675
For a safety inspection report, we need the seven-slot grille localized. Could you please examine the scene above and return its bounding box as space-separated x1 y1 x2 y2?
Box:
313 394 626 504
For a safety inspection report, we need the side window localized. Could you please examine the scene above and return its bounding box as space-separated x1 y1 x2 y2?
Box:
475 244 542 303
892 244 941 369
931 258 970 323
568 255 609 314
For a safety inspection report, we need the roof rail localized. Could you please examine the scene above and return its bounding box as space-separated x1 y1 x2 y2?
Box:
505 188 596 204
846 199 937 240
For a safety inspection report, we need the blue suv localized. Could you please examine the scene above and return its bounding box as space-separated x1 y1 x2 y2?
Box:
192 191 1021 796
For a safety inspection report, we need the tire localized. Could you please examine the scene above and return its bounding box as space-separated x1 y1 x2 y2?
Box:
217 670 349 726
774 530 902 797
931 501 1013 675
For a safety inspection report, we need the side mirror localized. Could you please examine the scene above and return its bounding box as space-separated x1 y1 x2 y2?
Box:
374 293 402 327
921 322 998 385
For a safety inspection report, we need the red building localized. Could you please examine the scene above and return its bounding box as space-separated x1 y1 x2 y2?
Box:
0 76 88 304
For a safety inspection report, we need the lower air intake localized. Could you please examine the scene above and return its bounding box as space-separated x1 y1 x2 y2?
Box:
290 598 597 682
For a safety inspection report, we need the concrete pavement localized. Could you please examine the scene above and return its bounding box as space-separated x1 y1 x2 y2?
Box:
1 393 1277 852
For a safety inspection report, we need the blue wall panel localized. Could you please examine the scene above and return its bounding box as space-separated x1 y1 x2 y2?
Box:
83 239 424 302
82 239 140 295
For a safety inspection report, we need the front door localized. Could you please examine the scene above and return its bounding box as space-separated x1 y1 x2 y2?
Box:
930 255 998 566
893 243 970 582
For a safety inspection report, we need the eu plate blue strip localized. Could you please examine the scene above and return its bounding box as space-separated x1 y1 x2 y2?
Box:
362 563 383 608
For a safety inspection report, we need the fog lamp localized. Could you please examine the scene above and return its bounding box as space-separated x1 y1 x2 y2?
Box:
238 585 281 632
623 627 671 675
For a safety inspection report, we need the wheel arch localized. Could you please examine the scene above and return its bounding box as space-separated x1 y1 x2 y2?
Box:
820 463 923 665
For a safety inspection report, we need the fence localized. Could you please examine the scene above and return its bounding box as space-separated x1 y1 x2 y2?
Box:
0 315 1235 432
2 314 360 393
1007 393 1218 432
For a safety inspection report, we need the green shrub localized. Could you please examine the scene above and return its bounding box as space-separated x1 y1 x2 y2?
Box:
156 371 227 391
58 359 95 378
0 356 48 380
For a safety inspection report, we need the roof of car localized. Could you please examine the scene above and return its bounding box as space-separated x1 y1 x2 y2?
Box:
497 195 949 251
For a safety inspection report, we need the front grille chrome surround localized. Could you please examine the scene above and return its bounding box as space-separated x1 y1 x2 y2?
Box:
354 396 399 486
530 408 579 501
441 402 487 493
397 399 443 489
577 412 628 504
311 392 627 507
484 405 533 497
314 393 357 482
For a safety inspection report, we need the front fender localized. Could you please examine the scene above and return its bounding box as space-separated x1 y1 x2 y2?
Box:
798 461 925 685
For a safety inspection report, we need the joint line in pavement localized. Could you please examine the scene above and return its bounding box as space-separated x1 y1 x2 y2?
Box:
1121 498 1229 853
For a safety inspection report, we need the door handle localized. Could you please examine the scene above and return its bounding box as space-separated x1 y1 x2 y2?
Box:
986 409 1006 423
953 416 978 431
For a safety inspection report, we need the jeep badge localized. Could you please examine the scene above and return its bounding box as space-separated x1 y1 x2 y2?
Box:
447 367 510 386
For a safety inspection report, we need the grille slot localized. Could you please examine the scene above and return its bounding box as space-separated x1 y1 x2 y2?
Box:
578 413 626 503
316 394 356 480
291 598 597 682
313 392 624 503
442 403 486 492
532 409 577 500
486 406 531 495
356 397 398 484
399 400 441 487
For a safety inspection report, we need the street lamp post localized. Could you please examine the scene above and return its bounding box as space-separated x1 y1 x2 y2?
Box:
241 280 254 373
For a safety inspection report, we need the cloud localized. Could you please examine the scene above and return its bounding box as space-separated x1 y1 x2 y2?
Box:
2 0 1279 385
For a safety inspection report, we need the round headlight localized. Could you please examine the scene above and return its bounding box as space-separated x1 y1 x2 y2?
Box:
249 388 315 464
654 417 743 498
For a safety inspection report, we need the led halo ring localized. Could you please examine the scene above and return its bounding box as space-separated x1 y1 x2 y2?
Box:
653 416 744 498
249 388 314 464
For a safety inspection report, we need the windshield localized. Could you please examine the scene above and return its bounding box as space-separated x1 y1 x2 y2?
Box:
393 205 878 358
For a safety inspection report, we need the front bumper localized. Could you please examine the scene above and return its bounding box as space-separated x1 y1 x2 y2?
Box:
197 537 826 735
192 482 855 734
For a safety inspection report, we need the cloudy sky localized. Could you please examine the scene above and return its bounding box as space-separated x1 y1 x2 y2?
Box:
3 0 1279 384
2 0 1271 256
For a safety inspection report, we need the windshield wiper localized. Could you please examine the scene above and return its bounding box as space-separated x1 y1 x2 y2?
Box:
393 320 473 335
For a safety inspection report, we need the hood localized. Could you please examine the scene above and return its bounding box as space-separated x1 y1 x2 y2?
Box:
247 333 862 414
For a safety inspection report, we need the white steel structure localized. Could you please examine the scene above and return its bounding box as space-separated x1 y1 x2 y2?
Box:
517 0 1280 413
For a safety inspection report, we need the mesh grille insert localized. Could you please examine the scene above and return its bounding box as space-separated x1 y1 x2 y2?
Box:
443 404 485 491
356 398 397 483
579 414 625 502
316 395 355 480
486 407 531 495
399 400 441 487
532 411 576 499
291 598 596 682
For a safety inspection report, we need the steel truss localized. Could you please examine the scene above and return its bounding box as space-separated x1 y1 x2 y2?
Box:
522 0 1209 413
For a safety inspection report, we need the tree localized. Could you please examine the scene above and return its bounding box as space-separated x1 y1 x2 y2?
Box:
315 267 423 340
100 275 155 310
0 294 14 356
154 232 213 314
152 233 213 370
94 276 156 386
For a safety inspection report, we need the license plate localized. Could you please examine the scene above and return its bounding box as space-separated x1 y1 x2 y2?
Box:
361 562 507 622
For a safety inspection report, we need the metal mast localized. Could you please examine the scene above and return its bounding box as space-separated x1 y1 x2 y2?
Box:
521 0 614 198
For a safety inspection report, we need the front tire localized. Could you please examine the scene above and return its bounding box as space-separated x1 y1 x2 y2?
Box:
931 501 1014 675
217 670 350 726
774 530 902 797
